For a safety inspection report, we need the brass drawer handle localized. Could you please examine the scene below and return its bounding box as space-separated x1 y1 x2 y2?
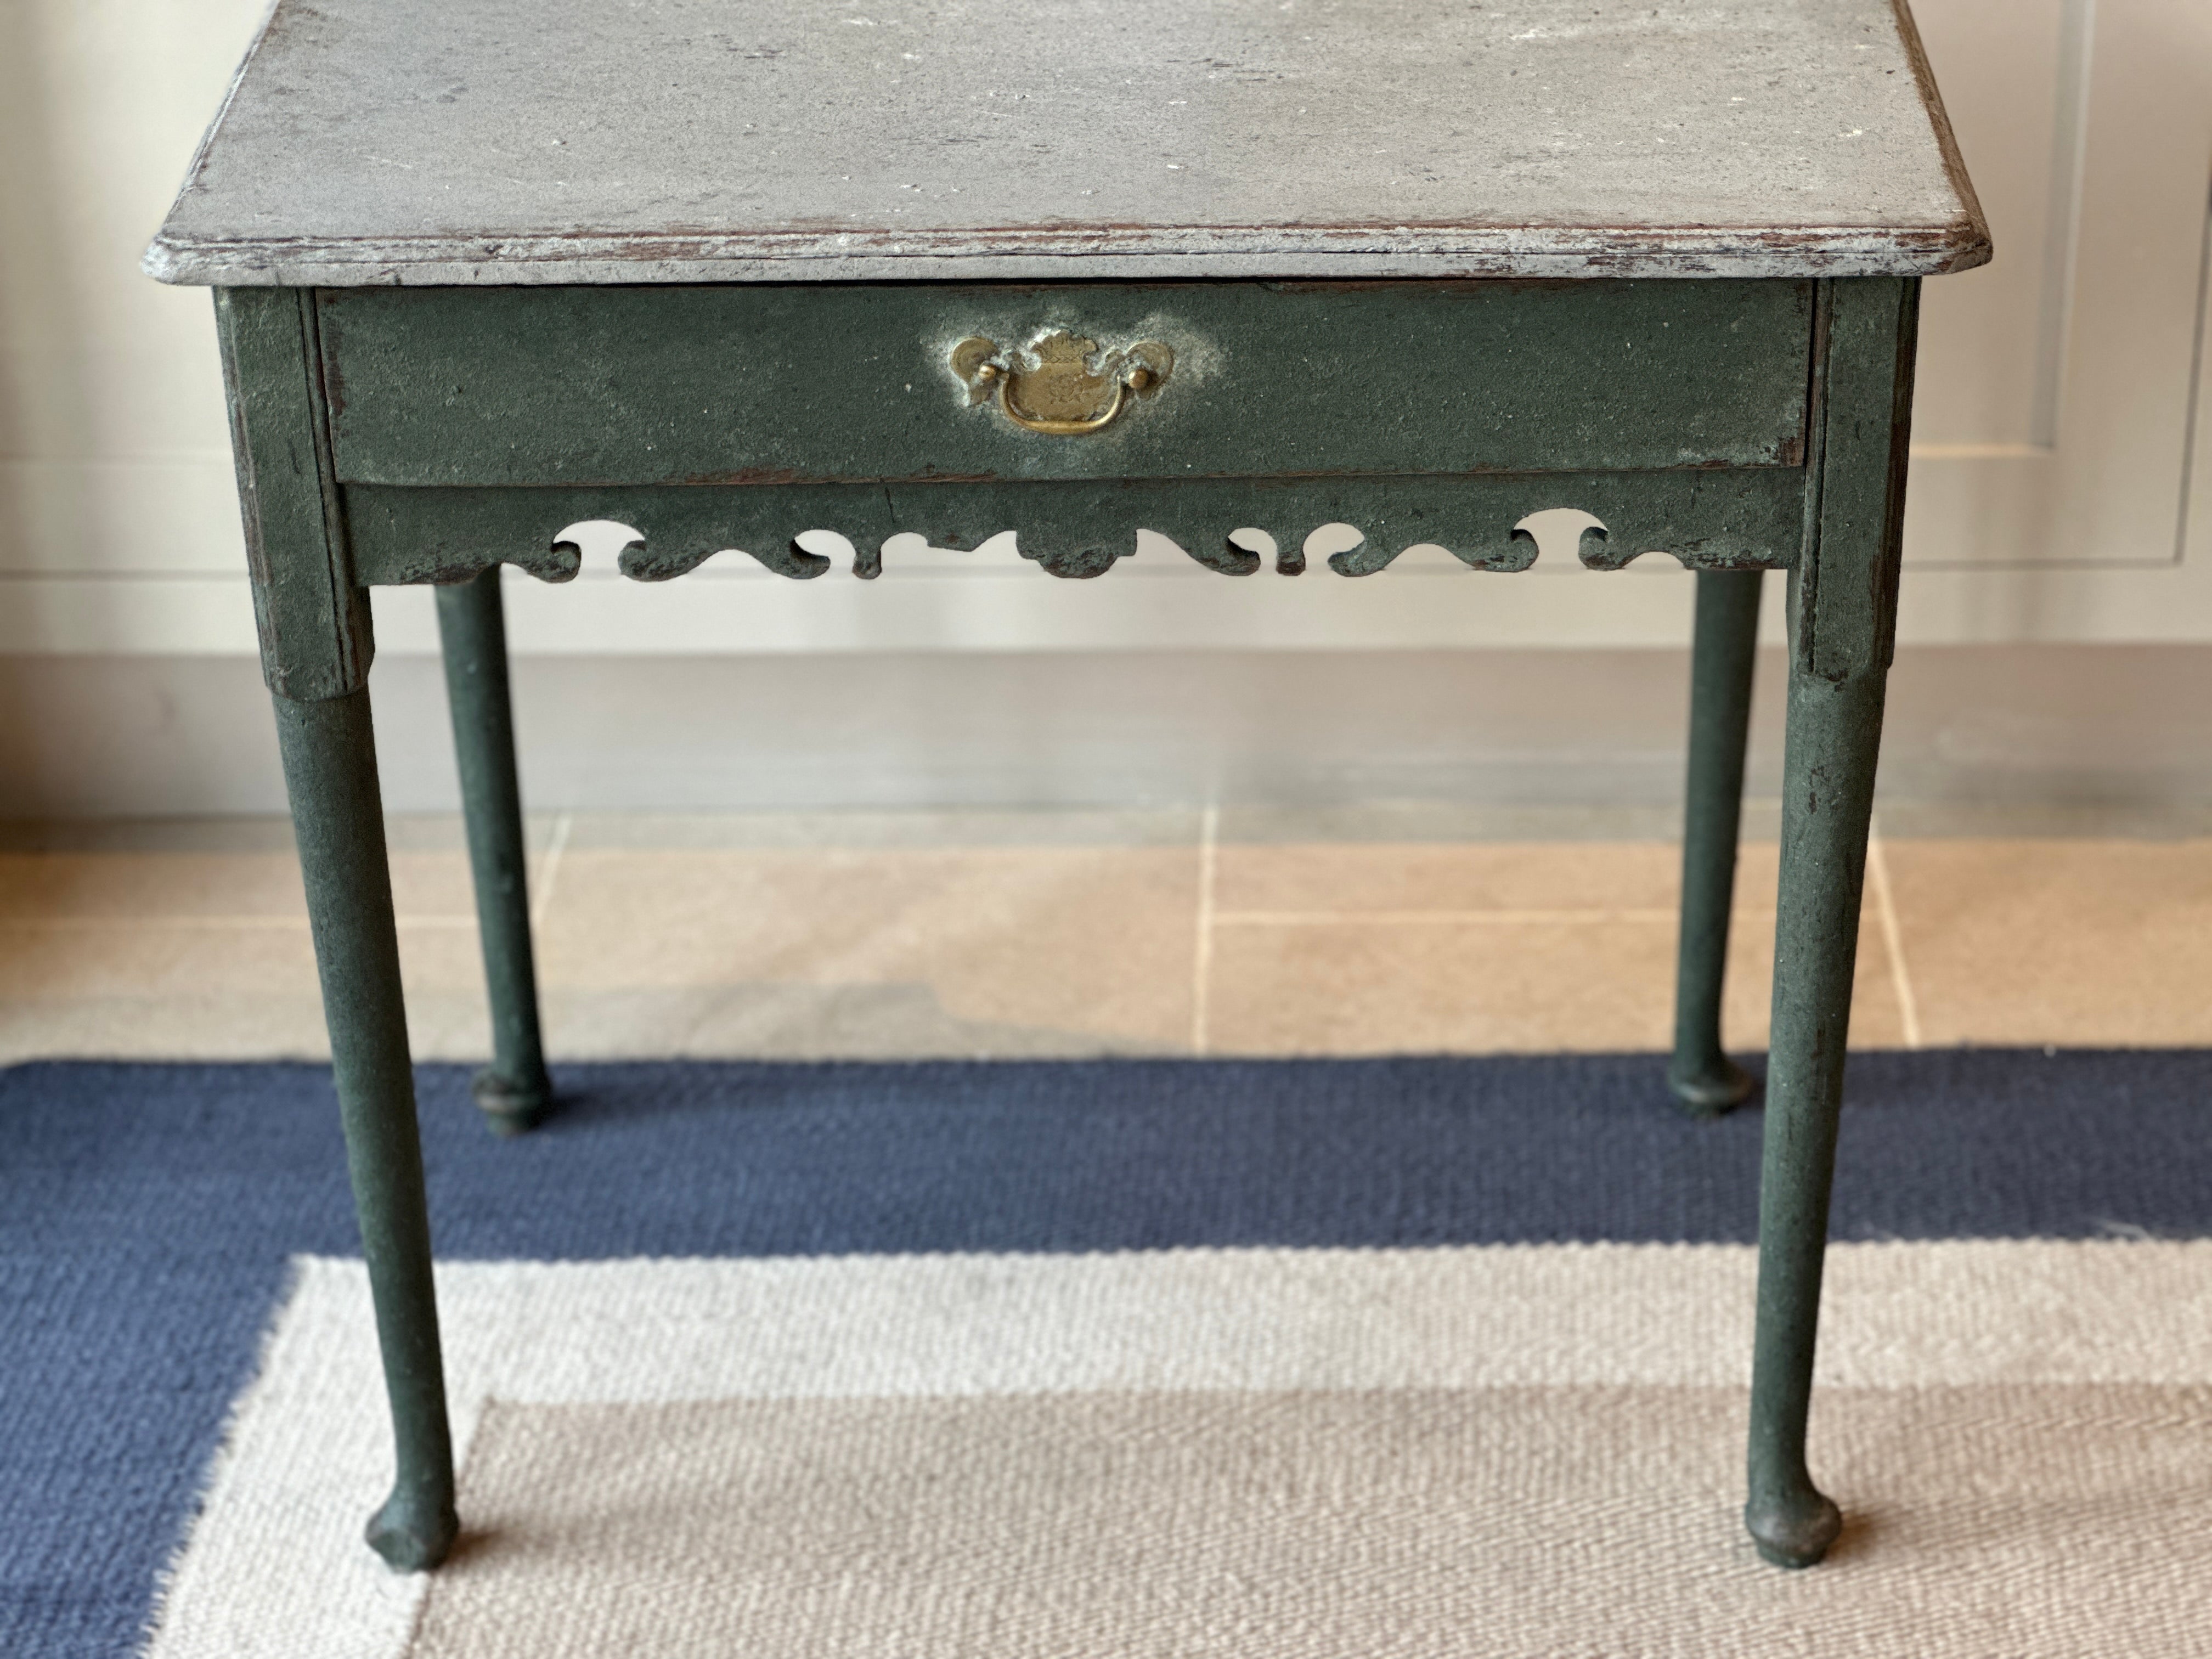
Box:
951 330 1173 435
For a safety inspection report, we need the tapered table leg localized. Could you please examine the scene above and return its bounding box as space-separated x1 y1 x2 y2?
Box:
1743 275 1919 1568
1669 567 1763 1115
437 569 553 1133
275 688 458 1571
1744 652 1887 1566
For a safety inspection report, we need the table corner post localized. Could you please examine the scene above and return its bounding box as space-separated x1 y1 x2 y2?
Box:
219 284 458 1571
1746 274 1920 1569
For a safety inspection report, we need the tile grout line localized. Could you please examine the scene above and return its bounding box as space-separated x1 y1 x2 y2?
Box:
532 810 575 931
1210 907 1760 927
1189 802 1220 1055
1865 816 1925 1048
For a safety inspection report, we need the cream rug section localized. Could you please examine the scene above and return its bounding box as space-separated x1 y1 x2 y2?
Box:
144 1241 2212 1659
413 1385 2212 1659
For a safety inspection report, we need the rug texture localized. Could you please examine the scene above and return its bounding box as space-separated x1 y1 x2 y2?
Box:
4 1051 2212 1657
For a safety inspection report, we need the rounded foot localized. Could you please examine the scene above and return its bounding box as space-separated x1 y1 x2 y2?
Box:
1745 1489 1843 1568
366 1486 458 1572
1668 1054 1754 1118
471 1064 552 1135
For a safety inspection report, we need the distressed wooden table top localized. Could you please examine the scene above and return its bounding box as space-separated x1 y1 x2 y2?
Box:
146 0 1987 287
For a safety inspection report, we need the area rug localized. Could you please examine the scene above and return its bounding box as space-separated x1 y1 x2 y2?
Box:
5 1052 2212 1657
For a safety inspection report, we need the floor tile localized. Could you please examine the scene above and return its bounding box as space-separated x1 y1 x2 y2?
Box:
1212 838 1788 926
1216 839 1680 916
12 811 2201 1065
0 852 308 921
1875 803 2212 840
1881 838 2212 1046
1216 801 1787 845
0 919 496 1063
0 818 304 855
0 812 568 856
561 807 1201 851
1202 905 1900 1056
0 849 483 923
0 919 323 1061
0 916 321 1004
534 845 1201 1056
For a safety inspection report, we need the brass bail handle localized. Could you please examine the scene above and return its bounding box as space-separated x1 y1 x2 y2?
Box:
951 331 1174 436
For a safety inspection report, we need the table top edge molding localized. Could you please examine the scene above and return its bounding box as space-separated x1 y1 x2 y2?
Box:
144 224 1991 290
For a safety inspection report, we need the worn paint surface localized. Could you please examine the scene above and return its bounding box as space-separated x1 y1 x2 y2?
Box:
435 573 551 1134
318 281 1813 486
146 0 1988 286
222 270 1928 1574
1748 274 1920 1567
215 288 370 700
341 469 1805 586
1671 568 1766 1116
272 689 458 1570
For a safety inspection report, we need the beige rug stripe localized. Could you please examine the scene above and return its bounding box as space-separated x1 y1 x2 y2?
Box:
144 1243 2212 1659
422 1239 2212 1398
410 1385 2212 1659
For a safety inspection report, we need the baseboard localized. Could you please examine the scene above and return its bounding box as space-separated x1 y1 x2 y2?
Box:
1 645 2208 819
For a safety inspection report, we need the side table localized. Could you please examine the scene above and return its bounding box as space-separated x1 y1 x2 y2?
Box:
147 0 1988 1575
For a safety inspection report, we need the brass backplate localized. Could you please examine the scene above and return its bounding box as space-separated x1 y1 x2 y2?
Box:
951 330 1173 435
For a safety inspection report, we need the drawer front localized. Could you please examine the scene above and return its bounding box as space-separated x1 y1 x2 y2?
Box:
318 279 1812 488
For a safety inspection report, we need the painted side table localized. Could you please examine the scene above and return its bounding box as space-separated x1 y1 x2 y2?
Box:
148 0 1988 1576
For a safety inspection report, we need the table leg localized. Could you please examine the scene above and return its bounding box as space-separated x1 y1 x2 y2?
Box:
1743 275 1916 1568
274 688 459 1571
436 568 553 1133
1669 568 1763 1116
1745 648 1886 1566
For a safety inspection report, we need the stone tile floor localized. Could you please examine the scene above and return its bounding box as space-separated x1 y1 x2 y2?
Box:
2 802 2208 1064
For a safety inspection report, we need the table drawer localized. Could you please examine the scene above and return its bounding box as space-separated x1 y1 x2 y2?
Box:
317 280 1812 488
